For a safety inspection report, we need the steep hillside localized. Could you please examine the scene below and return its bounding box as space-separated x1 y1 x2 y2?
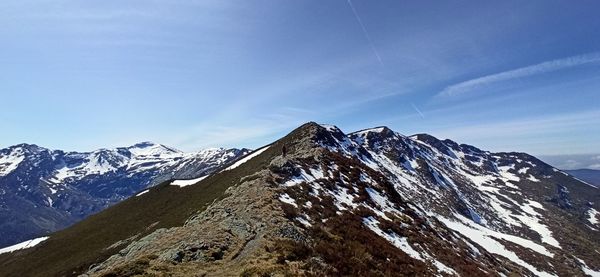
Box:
1 122 598 277
0 142 249 248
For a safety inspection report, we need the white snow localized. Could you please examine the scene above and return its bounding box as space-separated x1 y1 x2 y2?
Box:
223 146 270 171
365 187 399 218
516 200 561 248
438 215 557 277
51 166 79 182
170 175 208 187
588 208 599 226
331 187 358 211
552 168 569 176
461 167 561 249
278 193 298 207
50 151 127 182
420 251 458 276
363 216 458 275
363 216 424 261
268 124 578 277
127 142 180 157
463 171 496 188
46 144 233 185
319 123 340 132
136 189 149 196
0 150 25 176
577 257 600 277
432 259 457 275
583 266 600 277
84 154 120 174
498 165 521 183
295 215 312 227
352 127 386 136
282 167 325 187
0 237 49 254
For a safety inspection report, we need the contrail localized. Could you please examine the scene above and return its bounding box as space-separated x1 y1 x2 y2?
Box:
346 0 384 66
411 103 425 119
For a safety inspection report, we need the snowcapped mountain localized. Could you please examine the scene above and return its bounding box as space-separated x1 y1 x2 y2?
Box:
305 124 599 276
0 142 249 248
0 122 598 277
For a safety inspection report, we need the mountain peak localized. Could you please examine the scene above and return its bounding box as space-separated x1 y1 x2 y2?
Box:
127 142 181 156
9 143 47 153
131 141 159 148
349 126 399 138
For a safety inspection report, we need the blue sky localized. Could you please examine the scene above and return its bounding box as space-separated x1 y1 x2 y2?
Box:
1 1 599 163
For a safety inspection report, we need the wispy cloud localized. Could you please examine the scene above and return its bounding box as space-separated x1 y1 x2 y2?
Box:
346 0 383 66
411 103 425 119
438 52 600 97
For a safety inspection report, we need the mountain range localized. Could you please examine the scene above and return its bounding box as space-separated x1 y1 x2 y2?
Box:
0 142 249 248
0 122 598 277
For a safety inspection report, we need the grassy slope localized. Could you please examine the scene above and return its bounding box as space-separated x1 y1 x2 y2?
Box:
0 138 290 277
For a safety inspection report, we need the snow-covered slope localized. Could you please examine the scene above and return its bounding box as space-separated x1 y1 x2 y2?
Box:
271 123 600 276
0 142 249 248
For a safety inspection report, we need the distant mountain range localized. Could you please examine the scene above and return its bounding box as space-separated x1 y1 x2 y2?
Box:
0 122 597 276
565 169 600 187
0 142 249 248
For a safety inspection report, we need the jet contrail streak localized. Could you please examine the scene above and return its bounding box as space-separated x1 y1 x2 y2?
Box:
411 103 425 119
346 0 384 66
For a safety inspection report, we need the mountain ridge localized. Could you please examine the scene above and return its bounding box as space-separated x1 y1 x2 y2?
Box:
1 122 598 276
0 141 250 248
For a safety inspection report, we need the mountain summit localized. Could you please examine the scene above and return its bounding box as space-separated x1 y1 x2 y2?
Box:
0 142 249 248
0 122 598 276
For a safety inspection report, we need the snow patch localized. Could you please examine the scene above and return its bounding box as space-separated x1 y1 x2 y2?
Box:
170 175 208 187
0 150 25 176
283 167 325 187
588 208 599 226
224 146 270 171
577 257 600 277
363 216 424 261
127 142 180 157
295 215 312 227
438 215 557 277
498 165 521 183
279 193 298 207
0 237 49 254
319 123 340 132
517 200 561 248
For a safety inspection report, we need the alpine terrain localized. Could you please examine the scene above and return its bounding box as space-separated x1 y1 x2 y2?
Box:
0 142 249 248
0 122 598 277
